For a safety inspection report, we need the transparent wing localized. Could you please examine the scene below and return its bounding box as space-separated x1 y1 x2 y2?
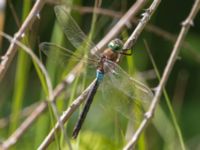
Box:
99 60 153 125
106 61 153 102
39 42 98 70
54 5 100 58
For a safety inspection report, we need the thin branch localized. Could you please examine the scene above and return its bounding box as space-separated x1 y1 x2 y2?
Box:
74 5 200 64
73 5 123 18
91 0 147 54
0 0 45 81
123 0 200 149
123 0 161 50
2 1 147 148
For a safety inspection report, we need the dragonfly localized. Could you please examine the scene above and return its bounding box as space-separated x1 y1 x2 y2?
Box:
40 5 153 139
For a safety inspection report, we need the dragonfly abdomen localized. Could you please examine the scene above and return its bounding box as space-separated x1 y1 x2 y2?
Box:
72 79 100 139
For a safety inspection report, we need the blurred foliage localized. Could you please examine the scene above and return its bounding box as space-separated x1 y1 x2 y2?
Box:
0 0 200 150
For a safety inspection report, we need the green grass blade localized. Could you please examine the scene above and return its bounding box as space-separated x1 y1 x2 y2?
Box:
9 0 31 134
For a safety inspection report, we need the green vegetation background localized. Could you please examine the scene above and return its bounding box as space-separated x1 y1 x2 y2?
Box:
0 0 200 149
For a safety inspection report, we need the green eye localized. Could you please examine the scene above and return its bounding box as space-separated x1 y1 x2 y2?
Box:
108 39 123 52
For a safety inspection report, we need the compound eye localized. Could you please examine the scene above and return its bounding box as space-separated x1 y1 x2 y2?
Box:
108 39 123 52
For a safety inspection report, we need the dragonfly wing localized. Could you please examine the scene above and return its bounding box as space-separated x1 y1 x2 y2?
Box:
39 42 98 70
105 61 153 101
54 5 100 59
101 61 153 124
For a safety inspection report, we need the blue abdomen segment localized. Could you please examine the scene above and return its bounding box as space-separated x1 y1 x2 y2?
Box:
96 70 104 82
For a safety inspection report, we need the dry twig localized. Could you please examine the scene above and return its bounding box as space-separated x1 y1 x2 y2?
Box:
74 5 200 64
123 0 161 50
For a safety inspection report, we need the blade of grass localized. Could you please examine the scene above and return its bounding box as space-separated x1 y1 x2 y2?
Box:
9 0 32 134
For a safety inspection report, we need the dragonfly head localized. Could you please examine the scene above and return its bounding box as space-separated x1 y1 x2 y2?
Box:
108 39 123 53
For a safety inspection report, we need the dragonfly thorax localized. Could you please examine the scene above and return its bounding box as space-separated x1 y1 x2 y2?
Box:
102 48 119 62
